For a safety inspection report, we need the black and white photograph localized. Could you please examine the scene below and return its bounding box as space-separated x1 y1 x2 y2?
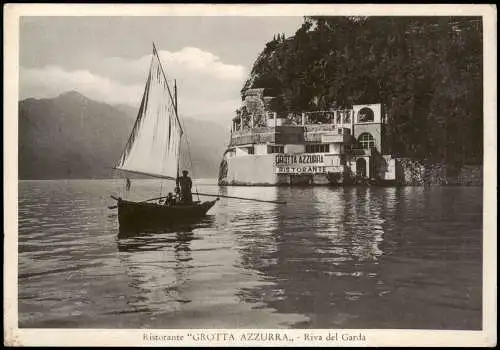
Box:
4 4 496 347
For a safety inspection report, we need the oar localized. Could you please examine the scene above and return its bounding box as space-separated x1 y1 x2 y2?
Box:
196 192 286 205
110 193 286 208
141 193 286 205
112 195 177 204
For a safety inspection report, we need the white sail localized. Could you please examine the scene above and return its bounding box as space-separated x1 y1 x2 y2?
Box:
115 46 183 180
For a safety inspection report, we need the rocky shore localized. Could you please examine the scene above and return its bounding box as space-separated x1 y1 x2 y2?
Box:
397 159 482 186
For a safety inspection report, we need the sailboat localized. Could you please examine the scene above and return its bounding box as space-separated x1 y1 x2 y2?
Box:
110 43 218 233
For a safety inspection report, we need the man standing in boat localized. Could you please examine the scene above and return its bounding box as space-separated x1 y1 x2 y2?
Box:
178 170 193 204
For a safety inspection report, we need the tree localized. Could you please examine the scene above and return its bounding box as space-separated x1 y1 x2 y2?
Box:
244 16 483 164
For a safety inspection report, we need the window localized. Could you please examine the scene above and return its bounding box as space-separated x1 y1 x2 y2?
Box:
306 144 330 153
267 145 284 154
358 133 375 149
247 147 254 155
337 128 343 135
358 107 374 123
343 111 352 123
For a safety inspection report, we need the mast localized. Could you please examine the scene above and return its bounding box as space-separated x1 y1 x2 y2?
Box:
174 79 178 115
152 42 183 134
174 79 180 189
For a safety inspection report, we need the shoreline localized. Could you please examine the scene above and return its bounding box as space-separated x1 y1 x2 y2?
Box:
17 178 483 188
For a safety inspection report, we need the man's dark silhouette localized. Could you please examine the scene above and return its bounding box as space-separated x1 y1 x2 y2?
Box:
165 192 175 206
178 170 193 204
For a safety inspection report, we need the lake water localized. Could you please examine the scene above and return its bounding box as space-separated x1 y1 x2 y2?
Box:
18 180 482 329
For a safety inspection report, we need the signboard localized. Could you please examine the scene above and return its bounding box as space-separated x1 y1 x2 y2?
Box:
274 154 327 174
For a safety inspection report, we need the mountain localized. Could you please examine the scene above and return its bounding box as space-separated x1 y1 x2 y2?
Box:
19 91 228 179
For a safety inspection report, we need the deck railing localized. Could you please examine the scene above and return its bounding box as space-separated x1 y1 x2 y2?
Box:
229 123 352 147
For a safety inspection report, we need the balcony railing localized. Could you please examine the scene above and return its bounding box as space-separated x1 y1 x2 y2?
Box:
229 126 305 146
229 124 355 147
321 133 348 143
230 131 278 146
303 124 336 132
303 124 332 143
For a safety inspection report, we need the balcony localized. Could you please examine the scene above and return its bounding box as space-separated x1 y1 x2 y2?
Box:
304 127 351 143
321 132 348 143
229 123 354 147
304 124 336 132
230 128 277 146
229 126 304 146
304 125 334 143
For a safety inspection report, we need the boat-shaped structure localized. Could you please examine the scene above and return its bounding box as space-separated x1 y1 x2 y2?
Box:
116 198 218 234
218 88 398 186
111 44 217 233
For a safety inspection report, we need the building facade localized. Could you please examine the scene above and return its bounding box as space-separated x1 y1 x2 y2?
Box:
218 89 396 186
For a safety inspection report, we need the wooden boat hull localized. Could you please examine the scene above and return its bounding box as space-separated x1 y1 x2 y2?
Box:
116 198 217 234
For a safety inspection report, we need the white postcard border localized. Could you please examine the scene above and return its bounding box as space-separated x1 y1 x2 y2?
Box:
4 4 497 347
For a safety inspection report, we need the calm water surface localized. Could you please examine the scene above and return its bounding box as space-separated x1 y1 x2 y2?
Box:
18 180 482 329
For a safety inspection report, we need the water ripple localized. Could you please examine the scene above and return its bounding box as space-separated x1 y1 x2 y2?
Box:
18 181 482 330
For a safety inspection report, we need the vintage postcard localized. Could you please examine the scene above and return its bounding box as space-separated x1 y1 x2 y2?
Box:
4 3 497 347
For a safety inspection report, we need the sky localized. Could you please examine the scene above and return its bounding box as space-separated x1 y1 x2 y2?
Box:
19 16 304 126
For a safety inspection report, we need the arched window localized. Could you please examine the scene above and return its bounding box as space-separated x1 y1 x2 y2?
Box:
358 107 374 122
358 133 375 149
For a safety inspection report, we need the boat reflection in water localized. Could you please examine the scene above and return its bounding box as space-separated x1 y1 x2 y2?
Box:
116 215 215 239
18 180 482 329
114 217 214 325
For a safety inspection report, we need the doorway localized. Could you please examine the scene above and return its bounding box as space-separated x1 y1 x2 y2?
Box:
356 158 367 178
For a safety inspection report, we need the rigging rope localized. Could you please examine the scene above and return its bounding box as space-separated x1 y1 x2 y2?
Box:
179 116 200 202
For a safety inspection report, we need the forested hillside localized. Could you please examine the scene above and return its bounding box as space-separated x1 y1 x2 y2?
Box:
245 16 483 165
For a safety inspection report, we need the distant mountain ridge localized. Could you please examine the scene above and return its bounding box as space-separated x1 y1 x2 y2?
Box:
19 91 228 179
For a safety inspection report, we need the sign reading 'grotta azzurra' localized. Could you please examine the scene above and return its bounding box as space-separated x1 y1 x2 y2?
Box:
274 154 327 174
275 154 324 165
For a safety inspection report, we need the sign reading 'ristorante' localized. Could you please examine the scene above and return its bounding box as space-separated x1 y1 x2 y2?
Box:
274 154 327 174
